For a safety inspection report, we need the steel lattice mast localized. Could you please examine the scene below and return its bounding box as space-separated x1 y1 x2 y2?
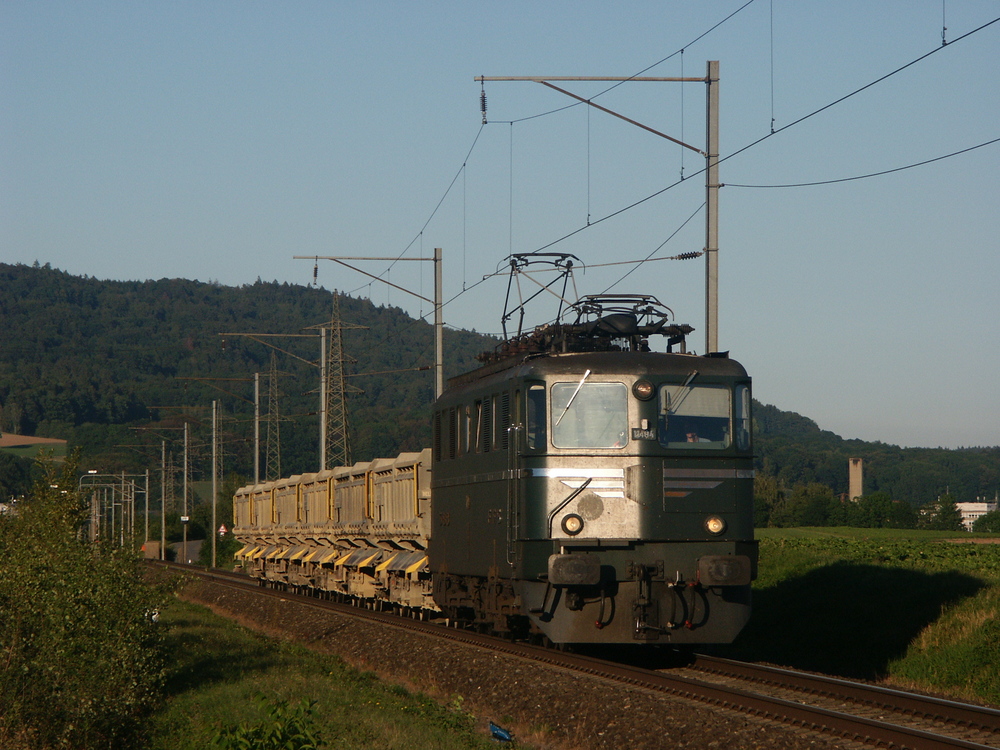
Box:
323 292 359 470
264 351 282 481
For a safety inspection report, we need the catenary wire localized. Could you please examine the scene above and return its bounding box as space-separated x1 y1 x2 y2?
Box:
501 15 1000 267
348 12 999 337
343 123 486 298
494 0 758 126
720 15 1000 167
342 1 759 319
724 136 1000 188
600 203 705 292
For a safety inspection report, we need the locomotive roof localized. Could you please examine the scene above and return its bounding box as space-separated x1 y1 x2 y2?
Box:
444 349 748 394
444 292 748 396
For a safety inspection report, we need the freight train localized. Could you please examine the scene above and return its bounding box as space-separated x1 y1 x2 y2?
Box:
233 287 757 645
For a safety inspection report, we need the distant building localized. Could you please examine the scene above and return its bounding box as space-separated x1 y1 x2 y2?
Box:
848 457 863 501
956 498 999 532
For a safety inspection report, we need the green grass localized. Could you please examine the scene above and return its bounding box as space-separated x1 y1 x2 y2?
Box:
148 598 520 750
716 527 1000 705
754 527 992 542
0 443 67 460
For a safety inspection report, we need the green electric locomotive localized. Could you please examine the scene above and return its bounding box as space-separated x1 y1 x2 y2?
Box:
429 292 757 644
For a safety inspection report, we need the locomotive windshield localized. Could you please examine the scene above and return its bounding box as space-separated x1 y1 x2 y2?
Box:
551 381 628 448
658 383 732 449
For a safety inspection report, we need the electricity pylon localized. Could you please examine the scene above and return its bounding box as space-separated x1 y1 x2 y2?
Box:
264 351 282 481
320 292 365 470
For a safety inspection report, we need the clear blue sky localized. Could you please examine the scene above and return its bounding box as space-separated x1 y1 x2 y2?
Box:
2 2 998 449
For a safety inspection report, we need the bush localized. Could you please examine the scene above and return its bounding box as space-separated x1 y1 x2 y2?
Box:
0 453 167 749
974 510 1000 533
212 695 325 750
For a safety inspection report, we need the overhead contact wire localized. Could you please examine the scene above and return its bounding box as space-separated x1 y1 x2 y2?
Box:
601 203 705 292
345 123 486 297
516 14 999 264
721 15 1000 166
726 137 1000 188
498 0 757 125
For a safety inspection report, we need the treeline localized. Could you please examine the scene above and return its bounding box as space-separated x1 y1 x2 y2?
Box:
0 262 494 479
752 475 1000 531
1 262 997 512
752 402 1000 510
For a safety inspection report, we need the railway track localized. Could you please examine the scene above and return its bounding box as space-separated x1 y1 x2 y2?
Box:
155 561 1000 750
678 655 1000 748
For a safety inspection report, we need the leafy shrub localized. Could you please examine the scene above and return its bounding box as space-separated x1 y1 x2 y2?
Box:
0 453 167 749
973 510 1000 533
212 695 325 750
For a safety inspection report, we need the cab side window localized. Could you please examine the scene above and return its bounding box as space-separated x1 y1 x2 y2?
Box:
526 384 546 449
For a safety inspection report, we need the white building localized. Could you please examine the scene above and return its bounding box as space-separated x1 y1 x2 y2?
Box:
956 498 999 532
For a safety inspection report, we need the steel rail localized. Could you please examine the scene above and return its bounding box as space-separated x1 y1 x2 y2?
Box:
692 654 1000 734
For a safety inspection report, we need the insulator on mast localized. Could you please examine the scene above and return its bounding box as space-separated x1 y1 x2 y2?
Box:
480 86 487 125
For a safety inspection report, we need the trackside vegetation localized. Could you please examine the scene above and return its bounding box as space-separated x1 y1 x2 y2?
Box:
211 695 324 750
3 462 999 749
0 454 168 749
0 455 512 750
151 598 514 750
159 528 1000 750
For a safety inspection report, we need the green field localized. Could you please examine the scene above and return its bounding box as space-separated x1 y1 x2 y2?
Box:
0 444 66 460
717 527 1000 705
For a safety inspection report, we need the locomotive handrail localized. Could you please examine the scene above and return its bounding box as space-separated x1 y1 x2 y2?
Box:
506 424 524 566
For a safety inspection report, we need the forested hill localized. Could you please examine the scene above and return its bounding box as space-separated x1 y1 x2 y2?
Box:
1 262 996 507
0 261 495 473
753 402 999 508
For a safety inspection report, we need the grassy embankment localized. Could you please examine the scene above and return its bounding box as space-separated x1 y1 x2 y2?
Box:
718 527 1000 705
149 597 522 750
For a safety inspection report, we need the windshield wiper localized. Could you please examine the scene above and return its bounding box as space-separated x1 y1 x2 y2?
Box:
555 369 591 427
667 370 699 413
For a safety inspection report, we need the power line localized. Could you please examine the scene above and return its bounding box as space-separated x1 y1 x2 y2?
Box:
478 14 1000 270
337 2 761 327
495 0 758 125
344 123 486 299
725 136 1000 188
344 11 1000 337
721 15 1000 167
600 203 706 293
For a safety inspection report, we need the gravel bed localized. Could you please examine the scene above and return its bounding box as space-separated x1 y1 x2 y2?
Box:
178 578 855 750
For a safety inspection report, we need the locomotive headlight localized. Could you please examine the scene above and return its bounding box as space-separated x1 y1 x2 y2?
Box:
705 515 727 535
632 379 655 400
561 513 584 536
